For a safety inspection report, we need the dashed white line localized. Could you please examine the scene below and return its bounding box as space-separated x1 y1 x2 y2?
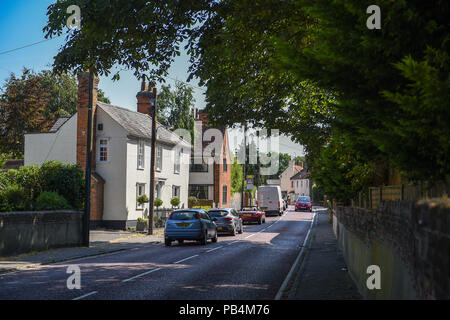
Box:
245 234 256 239
72 291 98 300
206 246 223 253
122 267 162 283
173 255 199 264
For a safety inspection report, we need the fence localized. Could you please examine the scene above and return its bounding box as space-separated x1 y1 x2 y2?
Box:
351 181 449 210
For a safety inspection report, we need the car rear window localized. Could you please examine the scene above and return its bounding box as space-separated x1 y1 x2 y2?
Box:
169 211 199 220
208 210 229 217
297 196 311 202
242 207 257 211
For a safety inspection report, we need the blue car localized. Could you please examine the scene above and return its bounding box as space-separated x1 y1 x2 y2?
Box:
164 209 218 246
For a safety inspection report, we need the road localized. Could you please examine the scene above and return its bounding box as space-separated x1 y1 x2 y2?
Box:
0 207 316 300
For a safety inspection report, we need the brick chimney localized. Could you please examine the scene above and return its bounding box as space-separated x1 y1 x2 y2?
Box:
197 111 208 124
136 79 153 115
77 71 99 170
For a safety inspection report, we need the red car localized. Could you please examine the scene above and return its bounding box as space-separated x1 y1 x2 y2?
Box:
295 196 312 212
239 207 266 225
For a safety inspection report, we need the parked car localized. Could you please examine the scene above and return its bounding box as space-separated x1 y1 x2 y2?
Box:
208 208 243 236
257 185 284 216
295 196 312 212
164 209 218 246
239 207 266 225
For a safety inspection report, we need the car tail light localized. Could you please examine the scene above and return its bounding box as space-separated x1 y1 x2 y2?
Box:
256 201 258 207
225 217 233 221
278 201 280 208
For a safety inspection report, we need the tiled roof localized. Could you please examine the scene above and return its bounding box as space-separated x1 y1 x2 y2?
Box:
290 168 310 180
48 116 71 132
97 102 190 147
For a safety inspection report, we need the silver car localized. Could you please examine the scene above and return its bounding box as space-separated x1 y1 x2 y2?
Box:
207 208 243 236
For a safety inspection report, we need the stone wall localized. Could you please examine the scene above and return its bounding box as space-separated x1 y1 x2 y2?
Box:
0 211 83 257
335 198 449 299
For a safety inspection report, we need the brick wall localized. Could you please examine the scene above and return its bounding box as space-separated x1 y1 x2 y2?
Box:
336 199 449 299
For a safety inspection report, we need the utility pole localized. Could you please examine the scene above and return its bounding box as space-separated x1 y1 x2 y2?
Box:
148 87 157 235
241 122 247 209
83 70 94 247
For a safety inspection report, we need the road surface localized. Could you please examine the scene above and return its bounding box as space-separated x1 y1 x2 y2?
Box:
0 207 316 300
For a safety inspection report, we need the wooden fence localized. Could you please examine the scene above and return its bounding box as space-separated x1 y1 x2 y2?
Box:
351 181 449 210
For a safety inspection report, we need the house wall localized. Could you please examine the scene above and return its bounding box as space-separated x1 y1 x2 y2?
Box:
293 178 310 198
24 114 77 166
280 160 300 193
94 108 128 226
126 138 191 224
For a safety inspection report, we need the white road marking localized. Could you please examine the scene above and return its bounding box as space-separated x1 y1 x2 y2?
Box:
122 267 162 283
206 246 223 253
173 255 199 264
72 291 98 300
245 234 256 239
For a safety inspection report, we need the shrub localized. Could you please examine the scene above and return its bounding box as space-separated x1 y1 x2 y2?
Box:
137 194 149 206
0 184 27 212
188 196 198 208
35 191 71 211
40 161 84 210
16 165 42 204
154 198 163 209
170 197 180 208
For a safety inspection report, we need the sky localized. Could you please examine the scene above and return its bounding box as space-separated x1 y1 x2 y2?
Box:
0 0 304 157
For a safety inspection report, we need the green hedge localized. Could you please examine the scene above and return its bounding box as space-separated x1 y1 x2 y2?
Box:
0 161 84 212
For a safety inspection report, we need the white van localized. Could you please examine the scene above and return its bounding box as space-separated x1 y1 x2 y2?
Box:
257 185 284 216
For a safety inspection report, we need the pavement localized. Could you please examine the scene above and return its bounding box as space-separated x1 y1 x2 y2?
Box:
0 228 165 274
284 208 362 299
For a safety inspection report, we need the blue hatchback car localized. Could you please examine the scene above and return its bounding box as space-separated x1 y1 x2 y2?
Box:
164 209 218 246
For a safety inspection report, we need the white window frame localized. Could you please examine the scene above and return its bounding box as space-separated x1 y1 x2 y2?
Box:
136 183 146 210
137 139 145 169
98 138 110 162
156 144 163 172
172 185 180 198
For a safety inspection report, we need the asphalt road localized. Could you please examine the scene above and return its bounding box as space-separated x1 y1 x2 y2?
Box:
0 207 315 300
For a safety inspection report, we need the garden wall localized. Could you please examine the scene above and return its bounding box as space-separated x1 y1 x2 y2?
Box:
0 210 83 256
335 199 449 299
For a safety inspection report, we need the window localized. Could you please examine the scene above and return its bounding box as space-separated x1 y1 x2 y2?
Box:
291 181 294 188
223 158 227 173
222 185 227 204
190 158 208 172
136 183 146 210
156 145 163 171
137 140 145 169
172 185 180 198
189 185 209 200
174 148 181 174
98 139 109 162
301 180 303 188
296 181 298 187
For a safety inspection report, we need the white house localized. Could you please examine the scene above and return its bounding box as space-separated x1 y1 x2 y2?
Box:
290 168 311 201
25 73 191 229
279 160 303 204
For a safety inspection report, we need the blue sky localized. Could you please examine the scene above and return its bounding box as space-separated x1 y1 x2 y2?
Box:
0 0 304 156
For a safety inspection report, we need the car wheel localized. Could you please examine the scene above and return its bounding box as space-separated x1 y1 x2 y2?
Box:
230 226 236 236
258 218 262 225
165 238 172 246
212 231 218 243
238 222 243 234
178 239 184 245
200 231 207 245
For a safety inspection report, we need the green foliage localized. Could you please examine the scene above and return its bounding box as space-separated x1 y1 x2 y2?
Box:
39 161 84 210
137 194 149 206
187 196 197 208
170 197 180 208
154 198 163 208
34 191 71 211
0 184 27 212
230 157 243 195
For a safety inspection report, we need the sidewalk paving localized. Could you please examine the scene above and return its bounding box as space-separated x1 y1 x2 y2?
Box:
286 210 362 300
0 228 164 274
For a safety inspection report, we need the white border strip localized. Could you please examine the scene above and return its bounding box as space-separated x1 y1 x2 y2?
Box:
122 267 162 283
72 291 98 300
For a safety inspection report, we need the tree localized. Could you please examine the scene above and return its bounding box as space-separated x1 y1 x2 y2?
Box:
230 157 243 195
157 81 195 139
0 68 52 157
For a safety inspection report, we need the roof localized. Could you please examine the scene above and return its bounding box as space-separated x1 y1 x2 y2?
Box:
97 102 190 147
290 168 310 180
48 116 71 132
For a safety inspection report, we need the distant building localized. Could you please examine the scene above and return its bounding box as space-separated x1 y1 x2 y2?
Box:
279 160 303 203
290 168 311 201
